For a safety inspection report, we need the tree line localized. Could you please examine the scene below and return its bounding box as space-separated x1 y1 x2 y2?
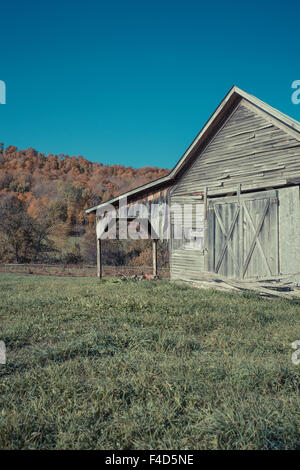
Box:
0 144 169 266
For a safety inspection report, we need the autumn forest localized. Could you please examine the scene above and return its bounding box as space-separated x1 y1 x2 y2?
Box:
0 144 169 267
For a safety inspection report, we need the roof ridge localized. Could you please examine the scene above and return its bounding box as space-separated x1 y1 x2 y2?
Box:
86 87 300 213
234 87 300 133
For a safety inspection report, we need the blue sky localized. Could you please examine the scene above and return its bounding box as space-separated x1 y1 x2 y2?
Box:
0 0 299 169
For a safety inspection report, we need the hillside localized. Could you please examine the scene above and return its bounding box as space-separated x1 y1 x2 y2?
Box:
0 144 169 265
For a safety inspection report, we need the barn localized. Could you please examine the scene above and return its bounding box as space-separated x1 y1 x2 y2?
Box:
86 86 300 283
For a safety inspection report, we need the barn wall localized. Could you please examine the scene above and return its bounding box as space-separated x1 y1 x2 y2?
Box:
169 195 205 280
171 99 300 197
170 186 300 281
170 100 300 280
278 186 300 276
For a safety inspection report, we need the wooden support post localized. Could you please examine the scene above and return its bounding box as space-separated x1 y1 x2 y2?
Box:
97 238 102 279
153 239 158 277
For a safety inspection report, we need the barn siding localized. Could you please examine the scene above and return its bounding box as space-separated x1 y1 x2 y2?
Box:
170 196 205 280
171 99 300 197
278 186 300 277
170 249 205 280
170 100 300 280
170 187 300 281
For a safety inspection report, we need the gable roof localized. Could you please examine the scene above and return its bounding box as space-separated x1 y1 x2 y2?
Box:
86 86 300 213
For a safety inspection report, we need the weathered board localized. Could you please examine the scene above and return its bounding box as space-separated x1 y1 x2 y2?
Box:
170 196 205 279
169 98 300 281
278 186 300 278
171 99 300 197
207 190 279 279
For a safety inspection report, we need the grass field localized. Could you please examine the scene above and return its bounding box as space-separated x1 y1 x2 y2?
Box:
1 274 300 450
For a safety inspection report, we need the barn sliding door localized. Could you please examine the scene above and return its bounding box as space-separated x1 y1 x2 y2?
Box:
207 190 279 279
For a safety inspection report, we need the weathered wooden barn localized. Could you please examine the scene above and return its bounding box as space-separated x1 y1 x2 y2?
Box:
86 86 300 282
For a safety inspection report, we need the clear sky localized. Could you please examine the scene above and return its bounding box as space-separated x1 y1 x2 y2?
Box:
0 0 299 169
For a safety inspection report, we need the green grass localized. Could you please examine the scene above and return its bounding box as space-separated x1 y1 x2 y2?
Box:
1 274 300 450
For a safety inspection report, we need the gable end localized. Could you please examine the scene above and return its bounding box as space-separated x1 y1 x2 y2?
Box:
171 99 300 197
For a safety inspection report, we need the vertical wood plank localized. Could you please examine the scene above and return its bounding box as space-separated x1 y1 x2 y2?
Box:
207 202 215 272
273 195 279 275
